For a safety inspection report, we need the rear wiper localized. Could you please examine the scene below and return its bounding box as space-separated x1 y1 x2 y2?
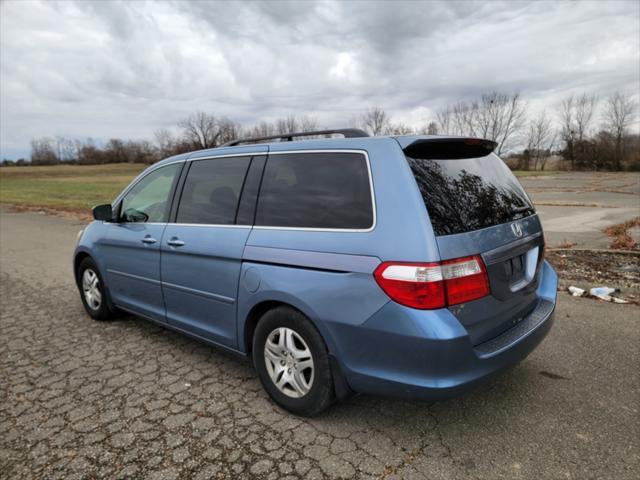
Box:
511 205 535 215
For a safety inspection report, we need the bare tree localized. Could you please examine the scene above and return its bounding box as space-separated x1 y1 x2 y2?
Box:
574 93 597 142
361 107 390 136
127 139 157 164
436 107 453 135
104 139 126 163
30 137 58 164
451 101 477 137
477 92 527 155
76 138 105 165
436 93 526 154
385 123 414 135
154 128 175 156
275 115 297 135
298 115 319 132
575 93 598 168
559 95 576 169
217 118 242 144
526 110 557 170
240 115 319 141
603 92 637 170
54 136 76 162
558 93 598 169
273 114 319 135
178 112 220 149
247 121 276 138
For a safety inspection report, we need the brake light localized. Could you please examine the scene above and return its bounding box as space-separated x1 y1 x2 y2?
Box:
373 255 490 309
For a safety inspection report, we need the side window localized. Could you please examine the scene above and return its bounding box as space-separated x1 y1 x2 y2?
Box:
255 152 374 229
176 156 251 225
120 164 180 223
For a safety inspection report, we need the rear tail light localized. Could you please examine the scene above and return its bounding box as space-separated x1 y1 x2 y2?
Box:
373 255 490 309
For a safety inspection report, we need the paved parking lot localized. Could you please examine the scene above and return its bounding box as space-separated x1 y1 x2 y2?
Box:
520 172 639 248
1 172 639 479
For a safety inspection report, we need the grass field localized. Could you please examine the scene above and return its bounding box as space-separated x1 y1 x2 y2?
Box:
0 163 555 214
0 163 146 212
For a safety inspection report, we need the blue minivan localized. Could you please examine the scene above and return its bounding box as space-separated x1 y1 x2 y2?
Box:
74 129 557 416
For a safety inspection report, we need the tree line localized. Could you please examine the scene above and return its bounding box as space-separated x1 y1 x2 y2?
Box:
4 90 638 170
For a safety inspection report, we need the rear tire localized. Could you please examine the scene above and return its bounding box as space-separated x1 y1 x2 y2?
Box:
77 257 117 321
253 307 334 416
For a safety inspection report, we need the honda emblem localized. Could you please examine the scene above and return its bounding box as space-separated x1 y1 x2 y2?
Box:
511 222 523 238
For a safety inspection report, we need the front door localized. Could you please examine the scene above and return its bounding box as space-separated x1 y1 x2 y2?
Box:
103 163 182 321
161 155 254 348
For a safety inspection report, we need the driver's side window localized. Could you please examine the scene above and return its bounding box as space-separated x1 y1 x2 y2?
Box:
119 164 180 223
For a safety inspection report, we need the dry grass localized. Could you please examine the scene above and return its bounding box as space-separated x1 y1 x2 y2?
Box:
550 239 577 249
512 170 557 178
604 217 640 250
0 163 145 212
534 201 614 208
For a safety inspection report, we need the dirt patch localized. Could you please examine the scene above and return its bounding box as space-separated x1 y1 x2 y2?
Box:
534 202 617 208
547 250 640 299
4 204 92 222
603 217 640 250
549 239 577 249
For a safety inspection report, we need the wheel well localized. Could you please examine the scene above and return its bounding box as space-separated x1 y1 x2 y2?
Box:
243 300 355 400
244 300 296 355
73 252 91 285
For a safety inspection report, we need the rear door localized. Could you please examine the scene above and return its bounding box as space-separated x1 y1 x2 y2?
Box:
160 154 265 349
404 139 543 345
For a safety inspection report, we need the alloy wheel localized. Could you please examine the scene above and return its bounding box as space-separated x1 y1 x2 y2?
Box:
82 268 102 311
263 327 314 398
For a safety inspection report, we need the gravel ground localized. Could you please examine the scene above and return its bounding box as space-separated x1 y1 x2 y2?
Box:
547 250 640 299
1 210 639 480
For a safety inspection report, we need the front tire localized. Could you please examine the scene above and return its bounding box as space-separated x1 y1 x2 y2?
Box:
77 257 116 321
253 307 334 416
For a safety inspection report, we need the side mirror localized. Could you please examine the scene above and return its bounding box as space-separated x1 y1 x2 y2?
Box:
92 204 113 222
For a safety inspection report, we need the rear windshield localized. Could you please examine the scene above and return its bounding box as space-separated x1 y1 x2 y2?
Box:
406 153 534 236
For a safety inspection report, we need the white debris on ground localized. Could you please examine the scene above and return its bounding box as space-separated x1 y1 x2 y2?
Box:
567 285 630 303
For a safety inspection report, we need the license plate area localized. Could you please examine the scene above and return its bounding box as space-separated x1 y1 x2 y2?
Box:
482 233 544 301
507 247 539 292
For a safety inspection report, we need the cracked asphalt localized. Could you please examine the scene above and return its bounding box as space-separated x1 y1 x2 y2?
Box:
520 171 640 249
1 209 639 479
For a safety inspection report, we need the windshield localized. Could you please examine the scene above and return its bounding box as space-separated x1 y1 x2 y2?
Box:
406 153 534 236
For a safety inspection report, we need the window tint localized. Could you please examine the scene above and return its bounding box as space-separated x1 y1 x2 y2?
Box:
120 164 180 223
255 152 373 229
406 153 534 236
176 156 251 224
236 155 266 225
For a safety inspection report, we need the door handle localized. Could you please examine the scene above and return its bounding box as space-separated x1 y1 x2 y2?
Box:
167 237 185 247
141 236 157 244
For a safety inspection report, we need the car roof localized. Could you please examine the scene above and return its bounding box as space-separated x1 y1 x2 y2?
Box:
151 134 475 168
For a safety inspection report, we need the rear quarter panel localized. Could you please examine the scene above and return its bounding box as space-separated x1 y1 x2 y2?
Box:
236 260 390 354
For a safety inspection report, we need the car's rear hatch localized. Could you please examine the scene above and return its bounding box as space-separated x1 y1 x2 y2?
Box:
401 137 544 346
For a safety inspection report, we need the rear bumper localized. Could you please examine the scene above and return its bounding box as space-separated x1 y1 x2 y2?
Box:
328 260 557 400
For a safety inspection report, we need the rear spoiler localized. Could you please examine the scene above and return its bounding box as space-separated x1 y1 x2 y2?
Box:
402 137 498 159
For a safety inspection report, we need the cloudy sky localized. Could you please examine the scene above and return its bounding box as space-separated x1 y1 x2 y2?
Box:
1 0 638 159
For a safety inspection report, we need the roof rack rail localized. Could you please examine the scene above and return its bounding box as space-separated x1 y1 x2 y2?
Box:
219 128 369 147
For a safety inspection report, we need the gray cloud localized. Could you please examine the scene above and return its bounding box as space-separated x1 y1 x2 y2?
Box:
1 0 638 159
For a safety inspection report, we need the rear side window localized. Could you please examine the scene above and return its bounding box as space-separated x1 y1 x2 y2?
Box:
176 157 251 224
255 152 373 229
406 153 534 236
